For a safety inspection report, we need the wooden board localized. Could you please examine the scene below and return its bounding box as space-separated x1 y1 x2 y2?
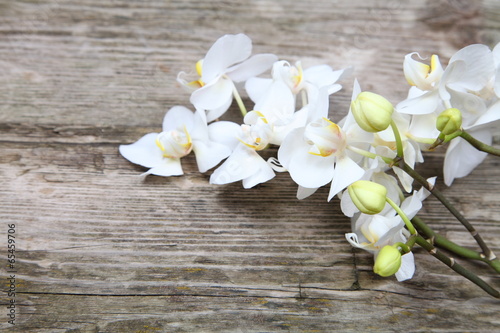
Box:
1 0 499 332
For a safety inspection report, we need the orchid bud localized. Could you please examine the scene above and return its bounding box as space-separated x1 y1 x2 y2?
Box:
373 245 402 277
348 180 387 215
436 108 462 135
350 92 394 133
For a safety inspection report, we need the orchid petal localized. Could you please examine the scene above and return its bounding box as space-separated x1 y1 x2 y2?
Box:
208 121 241 151
296 186 319 200
145 160 183 177
205 94 234 122
227 54 278 83
328 155 365 201
340 189 358 217
119 133 163 168
444 129 491 186
162 106 195 132
397 90 440 115
245 77 273 103
193 141 231 173
395 252 415 281
448 44 495 92
190 77 234 111
473 100 500 128
201 33 252 83
209 145 275 188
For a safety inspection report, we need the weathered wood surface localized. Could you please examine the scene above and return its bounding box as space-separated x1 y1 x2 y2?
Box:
1 0 500 332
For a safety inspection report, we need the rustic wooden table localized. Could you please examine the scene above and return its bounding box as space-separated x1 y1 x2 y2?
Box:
1 1 500 332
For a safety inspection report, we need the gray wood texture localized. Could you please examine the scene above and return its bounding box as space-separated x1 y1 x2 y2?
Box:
1 0 499 332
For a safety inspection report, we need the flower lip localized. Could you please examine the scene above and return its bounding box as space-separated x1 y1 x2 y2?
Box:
155 126 193 158
304 118 346 157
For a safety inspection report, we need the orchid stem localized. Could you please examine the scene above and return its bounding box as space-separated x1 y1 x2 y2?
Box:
346 145 393 164
386 197 416 235
415 235 500 298
232 85 247 117
390 120 404 158
399 161 498 264
459 130 500 157
412 216 500 273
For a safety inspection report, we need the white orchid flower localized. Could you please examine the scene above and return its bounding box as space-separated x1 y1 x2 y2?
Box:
177 33 277 121
398 44 496 116
119 106 231 176
249 80 309 146
209 115 275 188
278 82 372 201
246 60 350 107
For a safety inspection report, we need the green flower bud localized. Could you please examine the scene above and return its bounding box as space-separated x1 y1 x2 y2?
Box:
348 180 388 215
351 92 394 133
436 108 462 135
373 245 402 277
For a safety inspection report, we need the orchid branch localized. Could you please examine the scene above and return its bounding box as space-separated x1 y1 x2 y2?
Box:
412 216 500 273
415 235 500 298
399 160 498 264
458 131 500 157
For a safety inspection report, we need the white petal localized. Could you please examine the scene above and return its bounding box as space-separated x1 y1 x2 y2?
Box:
396 90 440 115
448 89 486 127
254 80 295 123
245 77 273 103
395 252 415 282
448 44 495 92
444 130 491 185
495 67 500 98
208 121 241 151
227 54 278 83
472 99 500 128
304 65 350 88
287 149 335 188
193 140 231 173
242 159 275 188
209 145 275 188
119 133 163 168
296 186 319 200
190 77 234 111
145 160 183 177
328 155 365 201
162 106 195 132
340 189 358 217
206 95 234 122
201 33 252 83
408 114 440 140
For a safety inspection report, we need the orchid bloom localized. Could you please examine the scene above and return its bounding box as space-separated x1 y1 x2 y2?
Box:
397 44 498 186
177 33 277 121
246 60 350 107
278 82 373 200
209 114 276 188
119 106 231 176
248 79 309 146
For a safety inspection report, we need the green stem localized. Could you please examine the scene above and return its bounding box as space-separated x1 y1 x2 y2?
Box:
399 161 498 263
232 85 247 117
390 120 404 158
412 217 500 273
393 242 411 254
386 197 416 235
459 130 500 157
346 145 393 164
415 236 500 298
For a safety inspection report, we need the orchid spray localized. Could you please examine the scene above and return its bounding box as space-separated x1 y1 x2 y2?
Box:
120 34 500 298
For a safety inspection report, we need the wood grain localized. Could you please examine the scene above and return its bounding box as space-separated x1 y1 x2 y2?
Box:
1 0 499 332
